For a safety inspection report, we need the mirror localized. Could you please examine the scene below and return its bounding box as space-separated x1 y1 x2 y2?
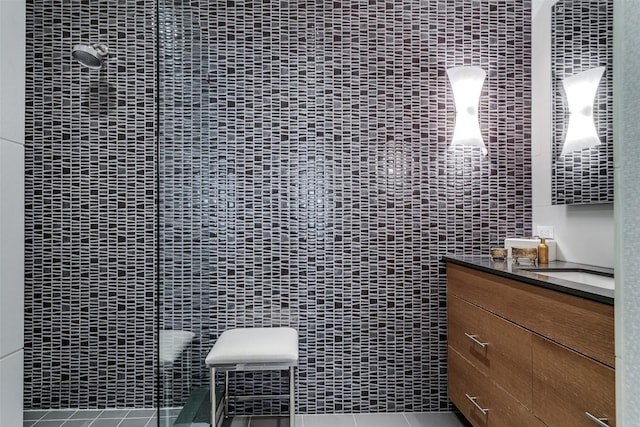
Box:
551 0 614 205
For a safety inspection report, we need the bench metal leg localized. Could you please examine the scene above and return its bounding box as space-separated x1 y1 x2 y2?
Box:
211 364 296 426
289 366 295 427
224 371 230 418
210 367 217 427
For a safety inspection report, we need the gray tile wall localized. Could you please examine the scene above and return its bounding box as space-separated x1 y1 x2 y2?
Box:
159 0 531 414
24 0 532 413
551 0 614 205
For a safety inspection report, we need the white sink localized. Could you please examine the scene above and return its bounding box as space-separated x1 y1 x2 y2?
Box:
533 270 614 290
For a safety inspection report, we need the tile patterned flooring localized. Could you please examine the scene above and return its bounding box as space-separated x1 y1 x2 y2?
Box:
223 413 470 427
24 409 158 427
24 410 470 427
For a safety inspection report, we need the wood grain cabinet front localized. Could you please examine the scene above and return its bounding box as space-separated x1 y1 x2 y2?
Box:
447 262 615 427
449 348 547 427
448 294 532 409
532 335 615 427
448 264 614 367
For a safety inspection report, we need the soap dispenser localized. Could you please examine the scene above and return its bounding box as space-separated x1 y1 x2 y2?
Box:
538 238 549 264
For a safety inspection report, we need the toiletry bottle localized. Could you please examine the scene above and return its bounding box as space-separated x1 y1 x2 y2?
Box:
538 238 549 264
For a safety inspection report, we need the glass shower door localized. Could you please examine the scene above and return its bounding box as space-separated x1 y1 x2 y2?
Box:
157 1 213 425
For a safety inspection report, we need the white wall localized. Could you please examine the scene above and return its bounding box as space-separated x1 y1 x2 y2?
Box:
0 0 25 425
614 0 640 424
531 0 615 268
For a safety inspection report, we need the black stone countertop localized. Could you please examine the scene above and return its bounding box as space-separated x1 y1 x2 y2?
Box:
443 255 614 305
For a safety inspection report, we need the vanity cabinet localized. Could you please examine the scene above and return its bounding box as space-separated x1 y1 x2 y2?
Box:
447 263 615 427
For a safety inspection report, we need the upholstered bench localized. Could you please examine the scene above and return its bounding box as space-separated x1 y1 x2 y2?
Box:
205 327 299 427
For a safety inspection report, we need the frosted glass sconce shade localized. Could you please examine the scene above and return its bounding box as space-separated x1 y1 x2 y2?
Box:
447 66 487 155
561 66 606 156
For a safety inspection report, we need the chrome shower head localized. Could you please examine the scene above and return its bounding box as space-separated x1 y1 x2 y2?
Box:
72 44 109 70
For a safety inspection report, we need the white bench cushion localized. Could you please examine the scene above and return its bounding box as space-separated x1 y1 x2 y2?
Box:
206 327 299 366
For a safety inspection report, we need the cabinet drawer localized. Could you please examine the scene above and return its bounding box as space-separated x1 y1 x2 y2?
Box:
449 348 546 427
532 335 615 427
448 264 614 367
448 294 532 408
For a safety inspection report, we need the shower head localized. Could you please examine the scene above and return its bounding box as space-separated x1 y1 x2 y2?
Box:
72 44 109 70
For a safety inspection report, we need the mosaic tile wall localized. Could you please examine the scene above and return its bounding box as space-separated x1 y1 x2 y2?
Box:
159 0 532 413
24 0 158 409
24 0 532 412
551 0 614 205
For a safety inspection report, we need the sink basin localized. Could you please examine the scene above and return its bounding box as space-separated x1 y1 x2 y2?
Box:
526 269 614 290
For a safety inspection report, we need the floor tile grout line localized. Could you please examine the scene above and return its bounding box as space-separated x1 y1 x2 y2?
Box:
401 413 412 427
27 412 46 423
39 409 77 423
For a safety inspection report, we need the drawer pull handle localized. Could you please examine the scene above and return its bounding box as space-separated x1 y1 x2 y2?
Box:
465 333 488 348
585 412 609 427
465 394 489 415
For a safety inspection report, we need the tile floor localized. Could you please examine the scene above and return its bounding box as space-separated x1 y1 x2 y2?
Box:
24 410 470 427
221 412 470 427
24 409 158 427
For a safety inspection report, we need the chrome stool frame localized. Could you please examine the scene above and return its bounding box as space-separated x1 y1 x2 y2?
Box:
206 327 298 427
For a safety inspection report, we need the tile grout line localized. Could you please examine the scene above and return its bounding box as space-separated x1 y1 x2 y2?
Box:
401 413 412 427
114 411 130 427
27 411 48 423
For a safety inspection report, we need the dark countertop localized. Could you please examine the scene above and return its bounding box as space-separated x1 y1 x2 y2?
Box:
443 255 614 305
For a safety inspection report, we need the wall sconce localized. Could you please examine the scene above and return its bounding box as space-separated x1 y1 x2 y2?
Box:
560 66 606 156
447 66 487 155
